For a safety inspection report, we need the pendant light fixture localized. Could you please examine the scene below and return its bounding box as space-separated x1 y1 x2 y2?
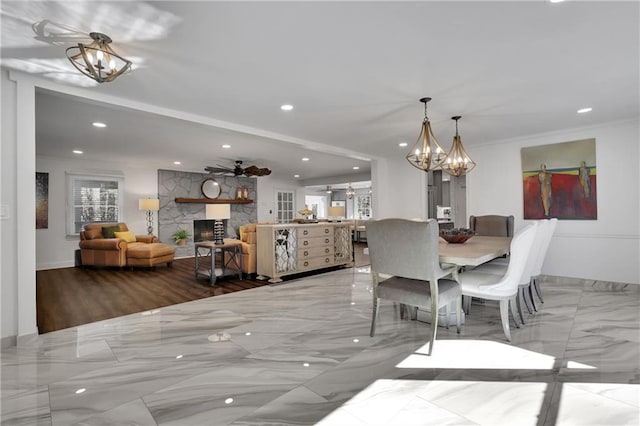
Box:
66 32 132 83
406 97 447 172
346 183 355 199
441 116 476 177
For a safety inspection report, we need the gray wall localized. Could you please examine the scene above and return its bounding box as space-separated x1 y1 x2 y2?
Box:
158 169 257 257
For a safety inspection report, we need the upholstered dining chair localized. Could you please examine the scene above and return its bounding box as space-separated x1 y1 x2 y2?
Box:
458 224 537 341
469 215 515 237
366 218 462 355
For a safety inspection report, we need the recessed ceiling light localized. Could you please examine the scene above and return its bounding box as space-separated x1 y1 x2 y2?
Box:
577 107 593 114
173 161 181 165
72 150 83 154
75 388 86 394
222 144 231 149
352 166 360 170
92 122 106 128
398 142 408 147
280 104 294 111
294 174 300 178
301 157 310 162
549 0 565 3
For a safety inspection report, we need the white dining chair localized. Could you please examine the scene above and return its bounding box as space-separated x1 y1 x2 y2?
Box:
530 218 558 303
469 220 547 324
458 224 537 341
366 218 462 355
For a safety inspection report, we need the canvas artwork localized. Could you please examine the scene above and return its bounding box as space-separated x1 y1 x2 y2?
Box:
521 138 597 220
36 172 49 228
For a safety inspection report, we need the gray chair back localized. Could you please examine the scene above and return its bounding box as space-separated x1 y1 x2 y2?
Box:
366 218 445 282
469 215 515 237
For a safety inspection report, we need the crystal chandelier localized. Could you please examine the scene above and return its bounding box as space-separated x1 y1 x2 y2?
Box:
405 97 448 172
346 183 355 199
441 116 476 177
66 32 132 83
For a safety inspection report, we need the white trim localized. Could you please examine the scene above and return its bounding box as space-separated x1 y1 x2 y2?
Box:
36 261 75 271
552 233 639 240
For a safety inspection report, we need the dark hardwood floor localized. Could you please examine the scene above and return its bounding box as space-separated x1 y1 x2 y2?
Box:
36 243 370 334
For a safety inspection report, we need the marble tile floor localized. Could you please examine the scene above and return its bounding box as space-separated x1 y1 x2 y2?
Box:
1 267 639 425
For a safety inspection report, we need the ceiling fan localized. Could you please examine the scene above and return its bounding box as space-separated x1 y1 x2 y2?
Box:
205 160 271 177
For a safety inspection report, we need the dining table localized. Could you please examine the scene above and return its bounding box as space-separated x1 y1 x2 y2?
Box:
420 235 512 326
438 235 511 268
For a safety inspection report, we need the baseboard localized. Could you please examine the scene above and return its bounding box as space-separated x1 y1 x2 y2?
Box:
1 335 17 349
37 260 75 271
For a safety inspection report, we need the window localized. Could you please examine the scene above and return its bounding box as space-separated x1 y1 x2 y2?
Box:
276 190 295 223
304 195 327 218
67 173 124 235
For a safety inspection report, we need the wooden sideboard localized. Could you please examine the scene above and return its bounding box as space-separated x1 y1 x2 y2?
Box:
256 223 352 283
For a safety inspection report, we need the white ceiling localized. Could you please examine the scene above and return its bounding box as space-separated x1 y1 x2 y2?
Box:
2 1 639 184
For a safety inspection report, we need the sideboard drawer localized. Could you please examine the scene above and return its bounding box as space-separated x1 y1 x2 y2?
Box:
299 226 332 238
299 256 333 270
298 236 332 248
298 246 334 259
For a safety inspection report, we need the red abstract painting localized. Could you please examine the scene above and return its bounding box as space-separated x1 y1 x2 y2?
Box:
521 139 597 220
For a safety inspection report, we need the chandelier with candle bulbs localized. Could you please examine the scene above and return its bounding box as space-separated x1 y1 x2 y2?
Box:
441 116 476 177
406 97 475 177
66 32 132 83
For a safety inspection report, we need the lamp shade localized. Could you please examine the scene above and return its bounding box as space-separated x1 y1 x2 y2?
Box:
328 206 345 218
138 198 159 211
206 204 231 220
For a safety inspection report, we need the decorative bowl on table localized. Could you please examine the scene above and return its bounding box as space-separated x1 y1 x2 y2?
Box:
440 228 475 244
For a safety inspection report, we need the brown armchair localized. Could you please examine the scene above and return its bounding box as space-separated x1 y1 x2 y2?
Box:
79 223 162 267
469 215 514 237
238 223 257 274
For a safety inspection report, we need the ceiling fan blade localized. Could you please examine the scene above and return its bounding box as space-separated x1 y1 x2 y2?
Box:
243 165 272 177
205 166 234 174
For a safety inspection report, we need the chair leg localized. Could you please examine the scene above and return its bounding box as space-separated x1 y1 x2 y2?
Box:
499 299 512 341
445 304 450 329
516 288 527 325
455 296 462 334
410 306 418 321
509 297 521 329
532 276 544 303
523 284 537 312
370 298 380 337
462 295 472 315
428 298 439 356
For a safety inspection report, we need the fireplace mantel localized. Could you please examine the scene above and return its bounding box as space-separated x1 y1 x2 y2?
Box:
175 198 253 204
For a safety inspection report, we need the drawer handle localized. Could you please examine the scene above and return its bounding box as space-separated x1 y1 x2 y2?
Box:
303 241 309 246
325 238 330 244
304 261 309 267
325 248 329 253
325 258 330 263
303 230 309 235
304 251 308 256
324 229 329 234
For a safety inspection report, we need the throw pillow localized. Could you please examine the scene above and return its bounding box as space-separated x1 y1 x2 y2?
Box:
114 230 136 243
102 225 121 238
84 227 103 240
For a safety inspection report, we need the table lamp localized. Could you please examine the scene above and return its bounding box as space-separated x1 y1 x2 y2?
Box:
206 204 231 245
138 198 159 235
327 206 345 222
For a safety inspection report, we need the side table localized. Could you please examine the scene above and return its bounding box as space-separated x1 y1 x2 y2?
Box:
194 239 243 285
